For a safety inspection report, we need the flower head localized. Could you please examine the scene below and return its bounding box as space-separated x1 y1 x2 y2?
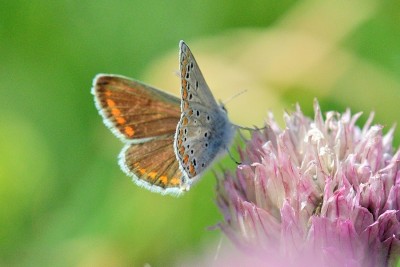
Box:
217 100 400 267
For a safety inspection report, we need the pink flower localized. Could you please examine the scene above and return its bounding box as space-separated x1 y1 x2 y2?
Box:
216 100 400 267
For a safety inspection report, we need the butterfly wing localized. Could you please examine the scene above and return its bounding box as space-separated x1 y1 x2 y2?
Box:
174 41 235 181
92 74 181 142
92 74 186 195
119 134 186 195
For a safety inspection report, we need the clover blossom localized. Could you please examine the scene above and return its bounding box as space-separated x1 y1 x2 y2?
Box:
216 100 400 267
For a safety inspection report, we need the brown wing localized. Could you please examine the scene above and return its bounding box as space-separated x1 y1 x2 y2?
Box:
92 74 181 142
119 134 186 195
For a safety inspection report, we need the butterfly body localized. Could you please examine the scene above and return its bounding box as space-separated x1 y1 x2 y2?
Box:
92 41 235 196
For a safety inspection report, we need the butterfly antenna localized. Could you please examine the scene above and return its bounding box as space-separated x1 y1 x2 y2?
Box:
222 90 267 133
234 124 269 133
226 148 241 165
236 127 250 143
221 89 247 107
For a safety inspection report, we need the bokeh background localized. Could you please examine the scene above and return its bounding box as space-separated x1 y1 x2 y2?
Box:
2 0 400 266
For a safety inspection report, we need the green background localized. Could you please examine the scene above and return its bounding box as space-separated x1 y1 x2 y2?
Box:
1 0 400 266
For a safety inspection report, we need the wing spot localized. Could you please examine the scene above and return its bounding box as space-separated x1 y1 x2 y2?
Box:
111 108 121 116
190 62 194 69
159 176 168 185
183 101 189 109
207 115 210 121
106 99 116 107
193 158 196 166
183 154 189 164
182 88 188 100
139 168 147 175
182 79 187 90
189 93 193 100
189 163 196 176
179 146 185 155
148 171 157 180
124 126 135 137
202 163 205 167
186 72 190 79
205 142 208 147
195 81 199 89
116 117 126 125
105 90 112 97
170 177 180 185
204 132 208 138
182 117 188 125
190 149 194 155
196 110 200 116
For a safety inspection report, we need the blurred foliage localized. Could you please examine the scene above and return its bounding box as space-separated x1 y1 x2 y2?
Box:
1 0 400 266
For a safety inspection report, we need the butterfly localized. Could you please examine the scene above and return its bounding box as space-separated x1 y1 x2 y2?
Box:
92 41 235 196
